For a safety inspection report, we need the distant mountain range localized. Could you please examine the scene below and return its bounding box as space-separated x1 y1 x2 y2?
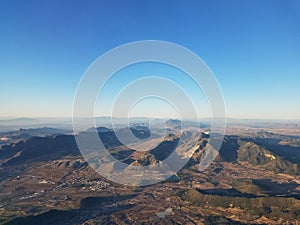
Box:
0 127 71 147
1 126 299 177
0 117 298 132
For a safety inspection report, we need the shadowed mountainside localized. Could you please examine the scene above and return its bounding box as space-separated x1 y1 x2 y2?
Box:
1 129 300 176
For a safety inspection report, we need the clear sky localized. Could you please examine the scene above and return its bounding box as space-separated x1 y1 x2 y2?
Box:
0 0 299 119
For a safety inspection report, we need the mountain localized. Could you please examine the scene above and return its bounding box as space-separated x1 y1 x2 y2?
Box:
214 136 300 175
0 135 79 166
1 126 300 224
86 127 112 133
0 127 71 149
1 127 300 176
0 127 70 137
165 119 181 127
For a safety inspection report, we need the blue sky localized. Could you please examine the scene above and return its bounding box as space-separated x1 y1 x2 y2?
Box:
0 0 299 119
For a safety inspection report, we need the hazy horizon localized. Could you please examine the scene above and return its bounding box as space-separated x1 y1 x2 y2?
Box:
0 116 299 122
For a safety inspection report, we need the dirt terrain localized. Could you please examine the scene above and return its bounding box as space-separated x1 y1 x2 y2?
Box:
1 125 300 224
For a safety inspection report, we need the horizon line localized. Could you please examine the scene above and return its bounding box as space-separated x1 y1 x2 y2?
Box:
0 116 299 121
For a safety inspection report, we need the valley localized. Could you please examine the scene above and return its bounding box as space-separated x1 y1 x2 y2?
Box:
0 123 300 224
